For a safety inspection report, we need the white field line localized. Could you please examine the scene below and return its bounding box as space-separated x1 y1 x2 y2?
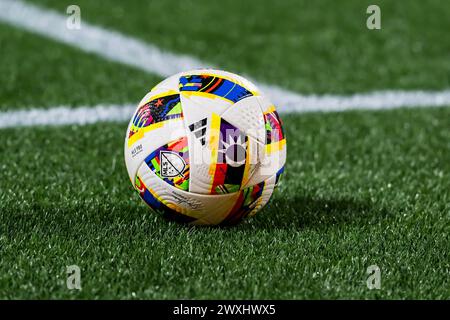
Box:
2 91 450 129
0 0 450 129
0 104 136 129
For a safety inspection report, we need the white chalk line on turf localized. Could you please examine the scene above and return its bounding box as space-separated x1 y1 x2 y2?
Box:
0 0 450 129
2 90 450 129
0 104 136 129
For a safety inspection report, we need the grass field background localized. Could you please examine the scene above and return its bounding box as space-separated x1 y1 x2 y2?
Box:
0 0 449 299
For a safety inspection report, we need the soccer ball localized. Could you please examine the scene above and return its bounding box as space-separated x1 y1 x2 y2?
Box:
124 69 286 225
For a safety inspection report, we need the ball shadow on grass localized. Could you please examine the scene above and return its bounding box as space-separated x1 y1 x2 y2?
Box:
240 194 391 231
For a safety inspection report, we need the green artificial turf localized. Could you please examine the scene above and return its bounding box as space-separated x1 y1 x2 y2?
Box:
0 108 449 299
0 23 160 110
31 0 450 94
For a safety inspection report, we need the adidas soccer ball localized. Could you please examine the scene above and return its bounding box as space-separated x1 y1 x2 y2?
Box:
124 69 286 225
